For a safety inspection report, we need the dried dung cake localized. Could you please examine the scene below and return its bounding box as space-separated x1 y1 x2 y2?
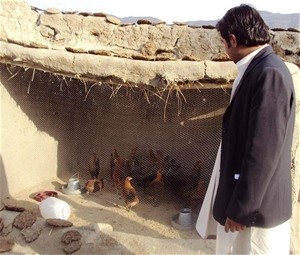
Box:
61 230 82 244
63 240 82 254
46 218 73 227
13 211 36 229
21 227 41 243
0 236 15 252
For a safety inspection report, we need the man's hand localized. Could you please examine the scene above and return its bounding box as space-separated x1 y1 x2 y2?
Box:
224 217 246 233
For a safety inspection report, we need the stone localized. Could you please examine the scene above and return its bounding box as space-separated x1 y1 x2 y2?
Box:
93 12 106 17
78 12 93 17
137 19 153 25
65 47 87 53
173 22 187 26
44 8 61 15
64 11 79 15
105 15 121 25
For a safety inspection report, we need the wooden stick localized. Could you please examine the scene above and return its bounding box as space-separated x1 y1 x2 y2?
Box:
49 226 54 236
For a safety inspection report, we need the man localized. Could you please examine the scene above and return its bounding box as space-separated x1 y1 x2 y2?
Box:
196 4 295 254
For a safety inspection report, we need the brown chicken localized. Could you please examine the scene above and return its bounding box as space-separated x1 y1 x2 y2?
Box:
144 168 164 206
179 160 203 194
112 148 126 195
180 179 206 206
128 146 138 162
88 152 100 179
166 160 203 197
140 149 163 185
126 148 148 188
85 179 104 194
109 153 115 181
148 149 157 167
126 146 139 175
123 176 139 211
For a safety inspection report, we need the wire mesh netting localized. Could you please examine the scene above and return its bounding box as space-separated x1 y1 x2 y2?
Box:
1 64 231 210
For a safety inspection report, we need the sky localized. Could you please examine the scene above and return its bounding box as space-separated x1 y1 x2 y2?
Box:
27 0 299 23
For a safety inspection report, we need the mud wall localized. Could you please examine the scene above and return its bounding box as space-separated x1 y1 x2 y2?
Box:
0 80 57 197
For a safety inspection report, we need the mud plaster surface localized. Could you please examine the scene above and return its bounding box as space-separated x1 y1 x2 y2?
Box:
1 176 215 254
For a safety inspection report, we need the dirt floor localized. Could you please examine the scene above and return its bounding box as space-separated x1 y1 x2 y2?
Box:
0 176 215 254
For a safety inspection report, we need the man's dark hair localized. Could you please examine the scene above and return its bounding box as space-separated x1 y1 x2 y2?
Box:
216 4 270 47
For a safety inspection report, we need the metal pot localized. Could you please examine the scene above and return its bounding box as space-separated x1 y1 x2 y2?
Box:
67 173 81 191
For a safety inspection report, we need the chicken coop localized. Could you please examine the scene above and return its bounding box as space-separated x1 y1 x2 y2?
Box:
1 1 300 254
0 62 229 204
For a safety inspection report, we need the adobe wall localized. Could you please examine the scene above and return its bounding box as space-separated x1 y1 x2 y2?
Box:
0 82 58 197
0 0 299 87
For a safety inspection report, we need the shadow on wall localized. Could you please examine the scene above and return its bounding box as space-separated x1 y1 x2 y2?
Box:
0 154 9 200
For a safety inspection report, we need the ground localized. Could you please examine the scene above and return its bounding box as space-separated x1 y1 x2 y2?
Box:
1 176 215 254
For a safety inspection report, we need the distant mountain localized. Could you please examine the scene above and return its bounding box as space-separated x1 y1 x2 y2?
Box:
184 11 299 30
120 11 300 30
259 11 299 29
120 16 162 24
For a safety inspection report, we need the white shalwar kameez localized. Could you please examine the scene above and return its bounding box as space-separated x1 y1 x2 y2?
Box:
195 45 290 255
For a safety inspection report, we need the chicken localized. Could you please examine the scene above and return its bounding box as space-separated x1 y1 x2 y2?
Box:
88 152 100 179
126 146 139 176
112 148 128 195
174 160 203 197
109 153 115 181
125 146 145 186
148 149 157 168
128 146 138 163
182 160 203 191
180 180 206 206
137 149 167 188
123 176 139 211
85 179 104 194
144 168 164 206
163 160 183 191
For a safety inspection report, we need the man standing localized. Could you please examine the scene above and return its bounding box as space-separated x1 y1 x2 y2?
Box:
196 4 295 254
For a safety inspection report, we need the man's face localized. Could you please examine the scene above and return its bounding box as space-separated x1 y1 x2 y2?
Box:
221 38 232 59
221 36 238 63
